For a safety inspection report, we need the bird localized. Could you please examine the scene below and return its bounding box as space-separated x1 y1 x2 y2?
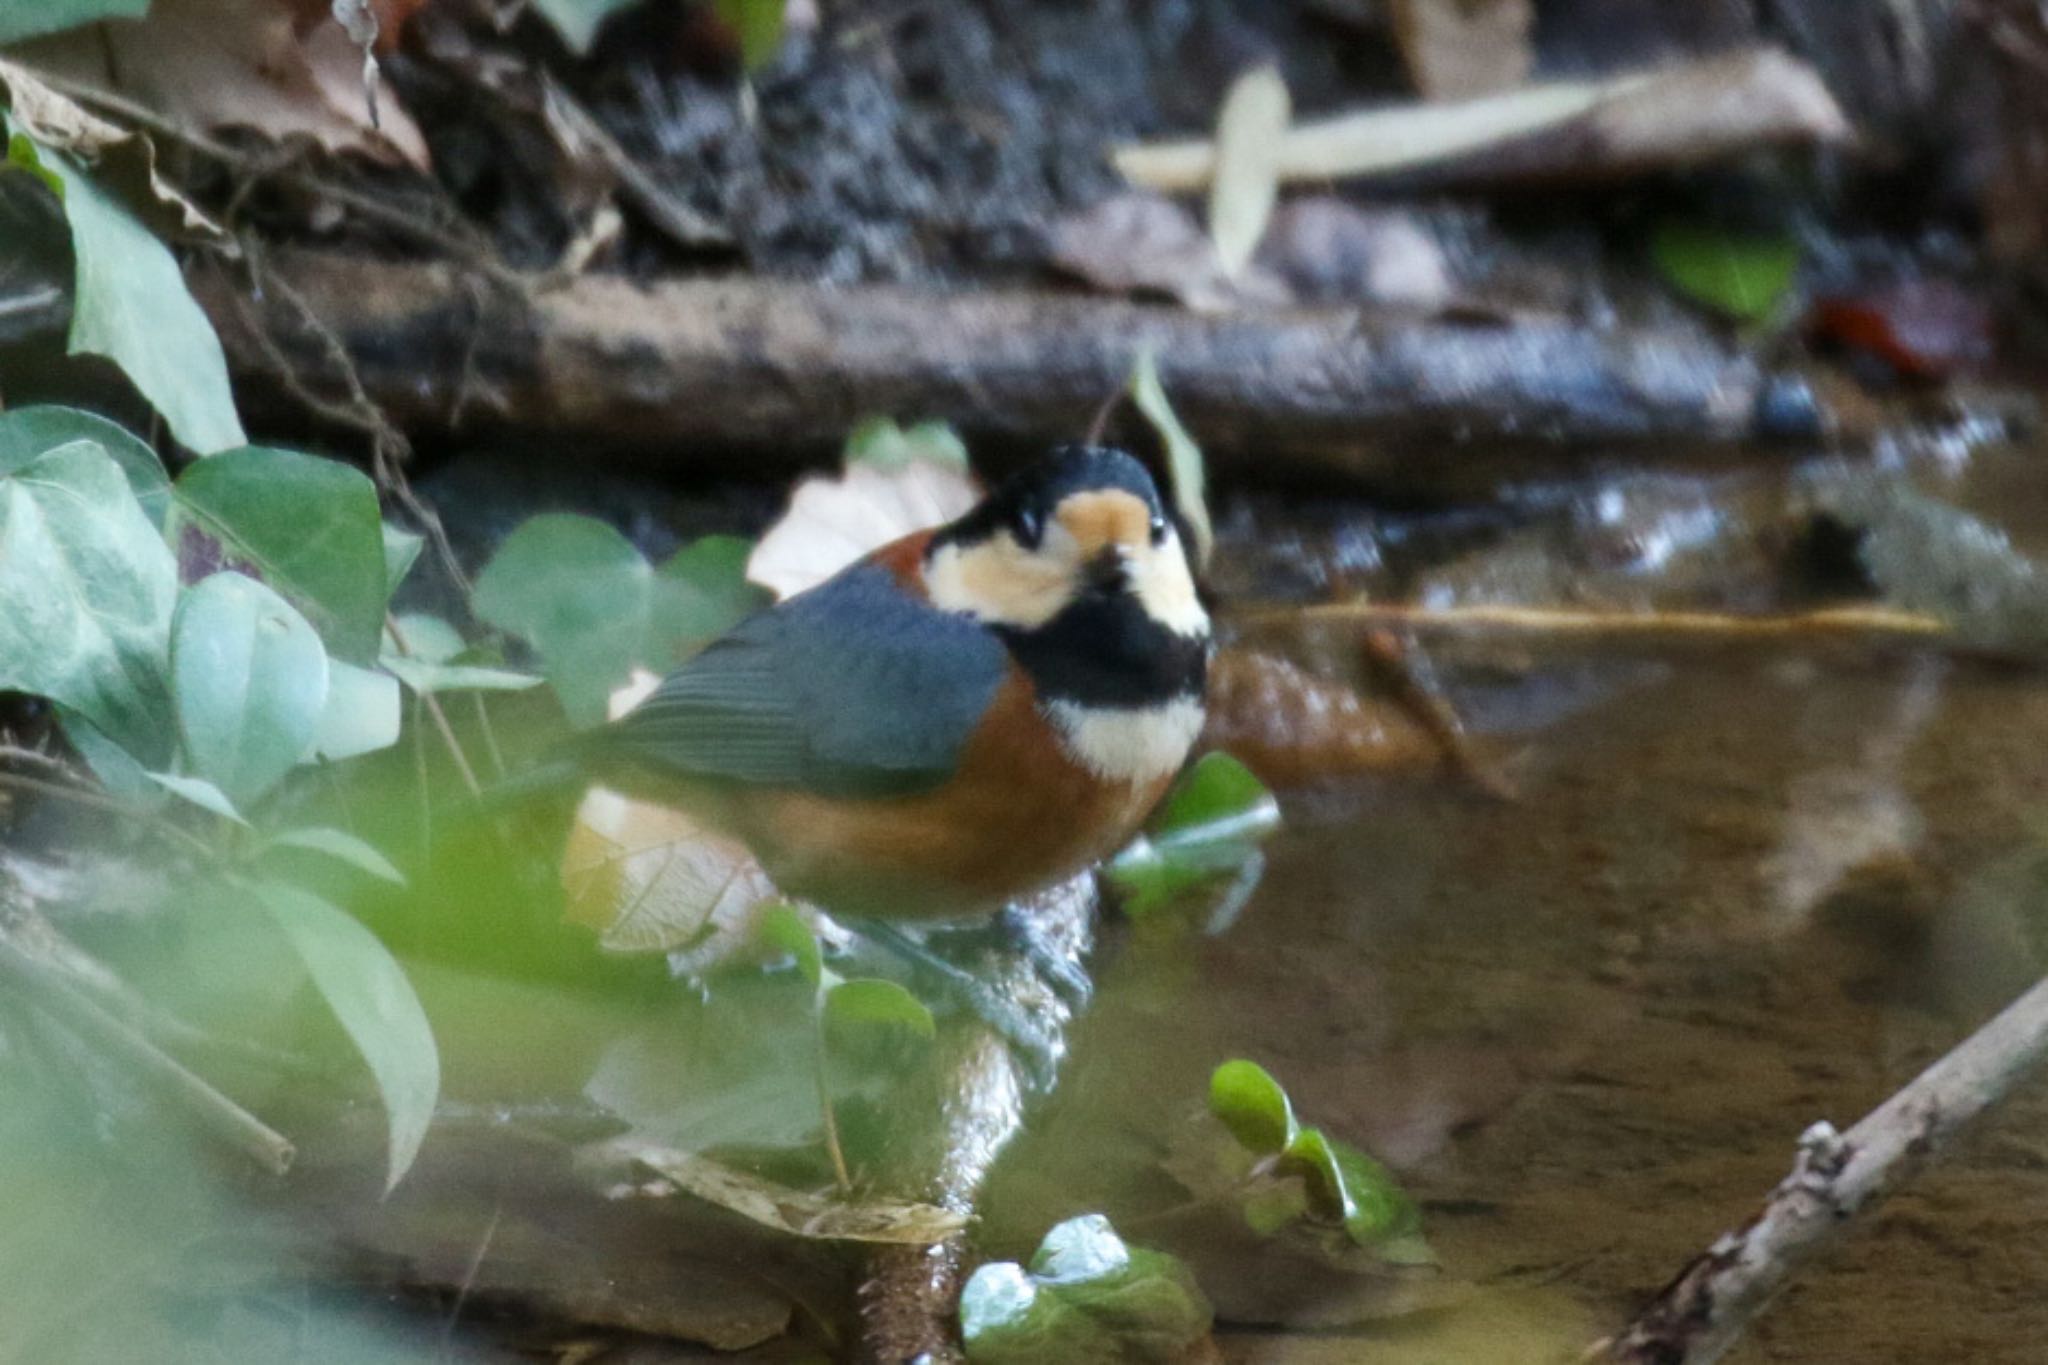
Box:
553 444 1212 929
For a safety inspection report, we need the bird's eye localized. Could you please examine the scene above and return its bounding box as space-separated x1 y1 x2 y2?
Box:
1148 513 1169 545
1011 504 1043 548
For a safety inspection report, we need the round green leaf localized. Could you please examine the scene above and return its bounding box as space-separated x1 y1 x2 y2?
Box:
474 514 651 728
757 901 822 989
1209 1058 1297 1157
171 571 330 805
311 659 400 761
0 406 169 524
823 978 937 1044
1651 221 1800 323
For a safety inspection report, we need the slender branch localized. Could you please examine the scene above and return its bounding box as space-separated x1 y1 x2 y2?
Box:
0 939 295 1175
384 615 483 797
1595 973 2048 1364
1239 602 1950 643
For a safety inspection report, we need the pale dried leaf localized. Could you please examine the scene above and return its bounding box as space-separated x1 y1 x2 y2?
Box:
611 1138 970 1244
1387 0 1534 101
16 0 430 170
1115 48 1848 192
1049 191 1291 313
0 56 223 240
1207 63 1290 282
746 459 979 600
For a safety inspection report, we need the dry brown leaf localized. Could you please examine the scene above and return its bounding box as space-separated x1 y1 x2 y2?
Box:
0 57 223 241
1387 0 1534 102
746 455 980 599
1202 646 1444 788
607 1138 971 1244
16 0 430 170
1207 63 1291 282
1049 191 1291 313
1115 48 1849 192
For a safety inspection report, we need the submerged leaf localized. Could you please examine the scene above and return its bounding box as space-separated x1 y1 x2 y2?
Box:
1652 221 1798 322
257 883 438 1192
961 1214 1212 1364
615 1139 968 1244
171 572 330 805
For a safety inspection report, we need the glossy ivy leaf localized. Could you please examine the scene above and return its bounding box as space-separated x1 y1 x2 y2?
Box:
1208 1058 1296 1157
474 516 762 728
263 827 406 887
0 439 177 765
0 0 148 44
823 978 936 1047
170 572 330 806
758 901 822 989
1651 221 1799 323
256 882 439 1192
59 704 161 803
714 0 789 70
960 1214 1212 1364
843 415 970 471
146 771 249 826
0 405 169 524
167 447 386 662
381 523 424 600
1107 753 1278 917
311 659 401 762
3 128 245 454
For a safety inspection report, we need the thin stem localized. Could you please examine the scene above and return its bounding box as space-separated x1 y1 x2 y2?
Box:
1236 601 1950 642
385 615 483 797
814 1009 853 1192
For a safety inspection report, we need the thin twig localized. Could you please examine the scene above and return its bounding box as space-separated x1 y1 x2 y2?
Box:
384 615 483 797
1238 602 1951 642
812 1014 852 1193
0 938 295 1175
1595 973 2048 1364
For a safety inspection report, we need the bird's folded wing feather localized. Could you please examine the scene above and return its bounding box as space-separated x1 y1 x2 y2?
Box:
591 563 1008 796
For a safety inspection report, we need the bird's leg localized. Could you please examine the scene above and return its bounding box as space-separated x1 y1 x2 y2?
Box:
991 904 1093 1007
853 921 1063 1086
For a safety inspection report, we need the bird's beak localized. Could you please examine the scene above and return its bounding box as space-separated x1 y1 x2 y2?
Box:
1083 545 1130 595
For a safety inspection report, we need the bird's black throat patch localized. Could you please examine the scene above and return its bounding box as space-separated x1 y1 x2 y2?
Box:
996 592 1208 710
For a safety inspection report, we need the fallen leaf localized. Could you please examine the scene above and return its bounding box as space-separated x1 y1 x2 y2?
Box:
1387 0 1534 101
1808 279 1995 380
1207 63 1290 282
15 0 431 169
1048 191 1290 312
607 1138 969 1244
1259 197 1452 309
746 439 980 600
1652 220 1799 322
1200 647 1443 789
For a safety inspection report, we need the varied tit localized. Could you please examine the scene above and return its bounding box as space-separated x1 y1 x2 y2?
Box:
564 445 1211 923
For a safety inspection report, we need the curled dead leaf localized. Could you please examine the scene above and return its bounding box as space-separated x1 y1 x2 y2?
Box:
746 454 979 600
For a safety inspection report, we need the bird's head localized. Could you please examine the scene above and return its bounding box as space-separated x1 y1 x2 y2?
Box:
922 445 1208 644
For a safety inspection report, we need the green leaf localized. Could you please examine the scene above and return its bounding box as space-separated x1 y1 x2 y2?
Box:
961 1215 1212 1364
823 978 936 1046
167 446 386 662
1651 221 1799 323
146 771 249 826
757 901 822 988
310 659 401 762
4 128 245 454
1208 1059 1296 1157
714 0 789 70
0 405 168 524
475 516 760 727
0 0 149 45
381 612 540 695
1107 753 1278 917
263 826 406 887
1280 1126 1426 1255
843 416 970 471
56 704 160 803
171 572 330 806
1128 349 1212 568
381 523 423 600
527 0 639 52
256 883 438 1192
0 439 176 764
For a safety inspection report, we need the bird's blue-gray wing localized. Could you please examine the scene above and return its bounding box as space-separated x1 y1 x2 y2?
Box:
588 563 1007 796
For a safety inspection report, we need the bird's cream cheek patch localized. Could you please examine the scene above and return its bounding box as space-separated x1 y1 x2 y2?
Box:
1046 697 1205 784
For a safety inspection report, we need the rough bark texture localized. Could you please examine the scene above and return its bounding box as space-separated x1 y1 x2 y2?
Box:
193 251 1826 494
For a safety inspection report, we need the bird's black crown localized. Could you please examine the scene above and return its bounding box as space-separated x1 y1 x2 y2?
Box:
936 445 1167 550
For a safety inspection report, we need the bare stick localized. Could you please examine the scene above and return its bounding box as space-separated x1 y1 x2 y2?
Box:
1238 602 1949 643
1595 974 2048 1364
0 939 295 1175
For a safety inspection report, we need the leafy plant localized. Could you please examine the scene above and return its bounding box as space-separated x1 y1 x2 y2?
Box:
0 0 149 44
1107 753 1279 921
959 1214 1213 1364
1206 1059 1430 1262
475 514 765 727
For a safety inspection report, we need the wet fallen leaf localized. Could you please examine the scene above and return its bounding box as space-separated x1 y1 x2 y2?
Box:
609 1138 968 1243
1107 753 1278 920
959 1214 1213 1364
1388 0 1534 101
1207 63 1290 281
1652 220 1800 322
1809 279 1995 380
15 0 431 169
1201 646 1442 789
